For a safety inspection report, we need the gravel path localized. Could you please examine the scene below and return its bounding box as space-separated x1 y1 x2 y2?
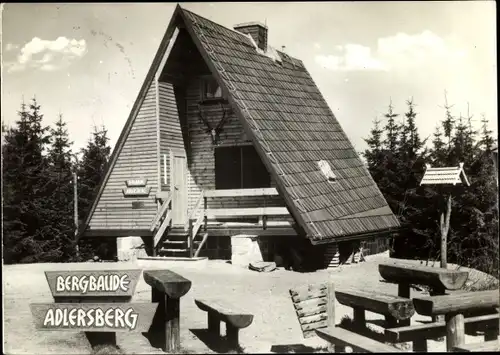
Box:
3 253 496 354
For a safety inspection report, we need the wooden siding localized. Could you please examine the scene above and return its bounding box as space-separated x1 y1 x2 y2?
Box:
185 76 286 215
88 80 159 231
158 81 185 192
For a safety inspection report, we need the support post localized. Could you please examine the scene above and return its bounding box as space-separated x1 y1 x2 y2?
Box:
203 196 208 231
398 283 411 326
326 279 336 353
440 194 452 269
226 325 240 350
189 219 194 258
165 295 180 352
354 307 366 329
207 313 220 335
445 312 465 352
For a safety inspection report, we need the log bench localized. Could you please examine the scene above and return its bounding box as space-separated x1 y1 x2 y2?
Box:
412 290 500 351
452 340 500 352
195 298 254 351
315 327 399 353
379 261 469 326
335 288 415 328
385 313 499 351
143 269 192 352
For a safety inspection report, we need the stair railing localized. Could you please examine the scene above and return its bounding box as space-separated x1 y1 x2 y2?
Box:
151 192 173 251
185 191 207 257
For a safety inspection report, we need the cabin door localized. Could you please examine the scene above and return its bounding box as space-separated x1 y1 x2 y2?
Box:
170 148 188 226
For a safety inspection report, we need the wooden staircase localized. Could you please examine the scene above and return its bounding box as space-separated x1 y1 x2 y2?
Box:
151 191 209 259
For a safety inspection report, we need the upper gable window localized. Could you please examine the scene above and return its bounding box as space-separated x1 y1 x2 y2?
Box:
201 77 223 101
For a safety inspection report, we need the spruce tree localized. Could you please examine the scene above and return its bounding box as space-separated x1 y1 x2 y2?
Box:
383 99 400 154
2 99 51 263
77 126 112 260
42 114 76 261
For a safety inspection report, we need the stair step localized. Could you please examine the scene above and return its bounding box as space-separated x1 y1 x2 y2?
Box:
160 248 188 253
164 240 186 245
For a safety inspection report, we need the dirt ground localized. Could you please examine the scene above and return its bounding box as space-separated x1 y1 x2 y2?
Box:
3 252 497 354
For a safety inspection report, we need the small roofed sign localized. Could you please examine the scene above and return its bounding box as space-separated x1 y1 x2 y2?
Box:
30 303 158 332
123 186 151 197
126 178 147 187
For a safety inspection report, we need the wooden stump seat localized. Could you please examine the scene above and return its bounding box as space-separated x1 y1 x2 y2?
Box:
195 298 254 350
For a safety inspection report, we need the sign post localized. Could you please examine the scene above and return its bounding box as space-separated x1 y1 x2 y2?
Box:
31 269 157 349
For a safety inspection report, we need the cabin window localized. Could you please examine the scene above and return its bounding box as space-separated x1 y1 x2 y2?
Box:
201 77 223 101
215 145 271 189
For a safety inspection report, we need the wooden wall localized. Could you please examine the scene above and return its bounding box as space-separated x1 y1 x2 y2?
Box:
88 80 159 231
184 77 285 214
158 81 185 192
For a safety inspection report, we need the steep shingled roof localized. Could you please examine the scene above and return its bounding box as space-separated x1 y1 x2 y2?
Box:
178 7 400 243
79 5 400 243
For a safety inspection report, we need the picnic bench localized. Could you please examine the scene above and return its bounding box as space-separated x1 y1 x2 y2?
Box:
195 298 254 350
452 339 500 352
143 269 192 352
379 261 469 325
412 290 499 351
289 281 402 353
335 288 415 328
385 313 499 352
315 327 399 353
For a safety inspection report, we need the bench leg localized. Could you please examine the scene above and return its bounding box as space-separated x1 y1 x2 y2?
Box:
353 307 366 329
207 313 220 336
226 324 240 350
334 344 346 353
165 295 181 352
413 339 428 352
385 315 398 329
484 328 499 341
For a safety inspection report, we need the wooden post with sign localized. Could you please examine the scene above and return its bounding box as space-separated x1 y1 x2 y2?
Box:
143 269 192 352
30 270 157 350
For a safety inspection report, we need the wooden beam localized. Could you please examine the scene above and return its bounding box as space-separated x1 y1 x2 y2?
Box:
81 229 153 238
315 328 399 353
335 288 415 321
205 207 289 218
413 290 499 316
379 261 469 292
204 188 279 198
385 313 500 343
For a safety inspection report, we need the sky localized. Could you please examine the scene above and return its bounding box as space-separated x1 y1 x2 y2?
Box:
1 1 497 156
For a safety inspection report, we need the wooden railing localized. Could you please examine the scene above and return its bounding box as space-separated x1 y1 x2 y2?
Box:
152 192 173 249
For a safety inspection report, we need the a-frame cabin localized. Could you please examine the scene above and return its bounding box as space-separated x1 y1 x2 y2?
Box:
79 5 400 266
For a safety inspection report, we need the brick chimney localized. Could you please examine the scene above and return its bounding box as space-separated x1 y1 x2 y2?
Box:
233 22 268 51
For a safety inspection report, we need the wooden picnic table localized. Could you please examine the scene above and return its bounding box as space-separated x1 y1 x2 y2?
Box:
379 260 470 326
412 290 499 351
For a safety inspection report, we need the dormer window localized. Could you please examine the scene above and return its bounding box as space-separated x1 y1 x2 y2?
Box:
318 160 337 183
201 76 223 102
